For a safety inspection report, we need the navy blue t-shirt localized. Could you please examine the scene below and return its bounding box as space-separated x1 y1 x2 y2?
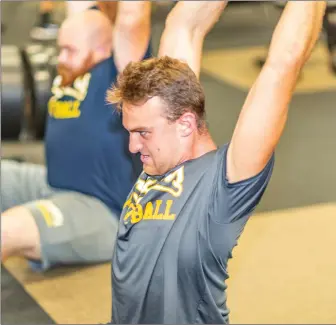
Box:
45 49 151 217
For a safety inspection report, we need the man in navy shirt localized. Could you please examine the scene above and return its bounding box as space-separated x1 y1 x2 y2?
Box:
1 1 151 271
107 1 326 323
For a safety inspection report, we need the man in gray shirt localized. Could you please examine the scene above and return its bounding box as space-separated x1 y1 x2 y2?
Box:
107 1 327 323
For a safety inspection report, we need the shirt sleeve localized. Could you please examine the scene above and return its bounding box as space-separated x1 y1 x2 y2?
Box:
209 144 275 224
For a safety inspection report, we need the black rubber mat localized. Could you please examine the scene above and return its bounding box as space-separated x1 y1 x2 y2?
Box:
1 266 55 325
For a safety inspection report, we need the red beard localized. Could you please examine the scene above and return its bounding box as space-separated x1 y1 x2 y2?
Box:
57 54 94 87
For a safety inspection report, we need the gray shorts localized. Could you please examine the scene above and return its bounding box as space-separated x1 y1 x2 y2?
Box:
1 160 119 271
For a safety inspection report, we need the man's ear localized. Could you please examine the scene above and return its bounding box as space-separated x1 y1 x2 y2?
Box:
177 112 198 137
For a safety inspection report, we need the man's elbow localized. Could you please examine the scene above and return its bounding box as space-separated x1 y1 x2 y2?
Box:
116 1 151 32
117 12 150 33
164 4 202 37
265 49 305 75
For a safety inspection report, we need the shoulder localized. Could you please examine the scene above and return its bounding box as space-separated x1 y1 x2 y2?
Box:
86 56 118 97
90 55 117 81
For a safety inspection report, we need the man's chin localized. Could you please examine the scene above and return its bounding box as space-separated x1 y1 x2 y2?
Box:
143 165 158 176
58 68 90 87
59 75 76 88
143 164 167 177
60 81 72 88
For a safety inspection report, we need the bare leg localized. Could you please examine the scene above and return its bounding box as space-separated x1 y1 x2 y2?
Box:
1 206 41 262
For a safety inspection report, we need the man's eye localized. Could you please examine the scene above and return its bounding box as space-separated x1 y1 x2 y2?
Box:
139 131 148 137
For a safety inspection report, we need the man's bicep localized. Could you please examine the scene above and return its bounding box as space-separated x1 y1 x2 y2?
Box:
227 64 297 183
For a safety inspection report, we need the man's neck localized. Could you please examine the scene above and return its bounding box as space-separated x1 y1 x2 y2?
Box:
179 130 217 164
191 131 217 159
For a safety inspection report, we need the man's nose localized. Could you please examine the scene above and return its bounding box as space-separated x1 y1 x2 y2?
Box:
129 134 143 154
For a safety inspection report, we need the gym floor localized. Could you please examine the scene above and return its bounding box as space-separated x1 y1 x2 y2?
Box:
1 2 336 324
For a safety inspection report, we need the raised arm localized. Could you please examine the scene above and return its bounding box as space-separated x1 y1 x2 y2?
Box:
112 1 151 72
97 1 118 25
227 2 327 183
158 1 228 78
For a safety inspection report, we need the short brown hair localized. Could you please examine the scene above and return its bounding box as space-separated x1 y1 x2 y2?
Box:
107 56 206 129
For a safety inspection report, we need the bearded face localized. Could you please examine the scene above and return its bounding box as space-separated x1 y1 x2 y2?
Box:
57 52 94 87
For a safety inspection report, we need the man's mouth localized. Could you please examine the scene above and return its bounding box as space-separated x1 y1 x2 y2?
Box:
140 154 150 163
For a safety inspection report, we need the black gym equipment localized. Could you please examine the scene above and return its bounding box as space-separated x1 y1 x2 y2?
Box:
324 5 336 74
1 43 58 140
21 44 57 139
1 46 28 140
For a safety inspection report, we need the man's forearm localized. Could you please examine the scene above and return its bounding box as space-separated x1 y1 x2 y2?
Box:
165 1 227 38
115 1 151 29
113 1 151 72
114 1 151 50
266 1 327 68
158 1 227 78
97 1 118 24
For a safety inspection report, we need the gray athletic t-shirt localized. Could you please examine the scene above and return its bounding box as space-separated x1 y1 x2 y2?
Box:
111 144 274 324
